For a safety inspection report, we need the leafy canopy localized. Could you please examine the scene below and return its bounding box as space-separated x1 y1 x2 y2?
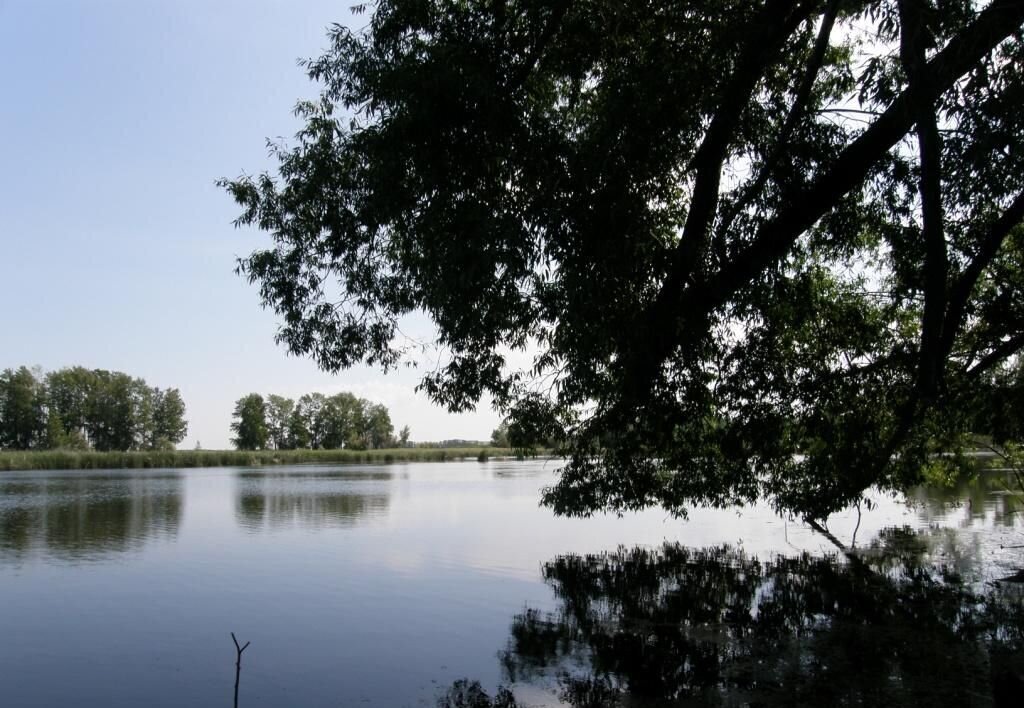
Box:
0 365 188 452
231 393 270 450
231 390 396 450
223 0 1024 519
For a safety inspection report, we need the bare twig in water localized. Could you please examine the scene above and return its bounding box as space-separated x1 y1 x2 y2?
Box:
852 502 862 549
231 632 251 708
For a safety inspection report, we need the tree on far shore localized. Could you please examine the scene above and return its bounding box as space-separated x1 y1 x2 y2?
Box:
147 388 189 451
490 424 509 449
232 390 396 450
266 394 296 449
0 367 46 450
231 393 269 450
0 365 187 451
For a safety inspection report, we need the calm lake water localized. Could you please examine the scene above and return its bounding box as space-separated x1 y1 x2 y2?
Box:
0 459 1021 707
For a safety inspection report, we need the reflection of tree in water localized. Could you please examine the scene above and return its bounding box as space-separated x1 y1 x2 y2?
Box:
858 525 985 582
907 470 1024 528
235 472 391 531
0 476 182 560
499 539 1024 707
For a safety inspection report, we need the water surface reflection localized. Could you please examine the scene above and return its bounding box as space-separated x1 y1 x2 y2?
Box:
1 462 1022 707
234 468 393 531
0 473 181 561
500 538 1024 707
907 469 1024 528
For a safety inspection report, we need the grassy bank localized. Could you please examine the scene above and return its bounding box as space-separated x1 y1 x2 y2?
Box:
0 447 517 471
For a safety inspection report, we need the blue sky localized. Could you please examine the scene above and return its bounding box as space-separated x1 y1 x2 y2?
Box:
0 0 500 448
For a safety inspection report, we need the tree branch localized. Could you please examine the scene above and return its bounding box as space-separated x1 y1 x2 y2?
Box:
670 1 814 283
941 189 1024 356
621 0 1024 402
712 0 1022 305
899 0 948 401
966 332 1024 381
629 0 820 389
718 0 842 243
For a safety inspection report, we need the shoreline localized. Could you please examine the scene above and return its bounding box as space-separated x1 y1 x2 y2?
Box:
0 447 522 471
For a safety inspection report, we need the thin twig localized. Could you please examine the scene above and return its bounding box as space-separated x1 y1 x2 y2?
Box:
851 502 862 549
231 632 251 708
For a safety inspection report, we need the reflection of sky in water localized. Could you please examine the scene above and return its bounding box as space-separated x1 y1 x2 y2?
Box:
0 460 1021 707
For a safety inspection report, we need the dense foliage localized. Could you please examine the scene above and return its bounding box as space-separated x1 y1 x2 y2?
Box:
230 390 396 450
968 358 1024 444
223 0 1024 519
0 366 187 452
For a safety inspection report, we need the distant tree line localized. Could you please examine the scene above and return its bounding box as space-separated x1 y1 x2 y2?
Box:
231 391 407 451
0 365 188 451
423 439 490 449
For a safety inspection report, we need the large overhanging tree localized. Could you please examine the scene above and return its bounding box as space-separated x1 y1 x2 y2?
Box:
222 0 1024 521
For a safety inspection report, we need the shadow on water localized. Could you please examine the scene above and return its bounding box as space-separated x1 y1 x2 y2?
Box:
233 470 392 532
486 532 1024 708
0 474 182 561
